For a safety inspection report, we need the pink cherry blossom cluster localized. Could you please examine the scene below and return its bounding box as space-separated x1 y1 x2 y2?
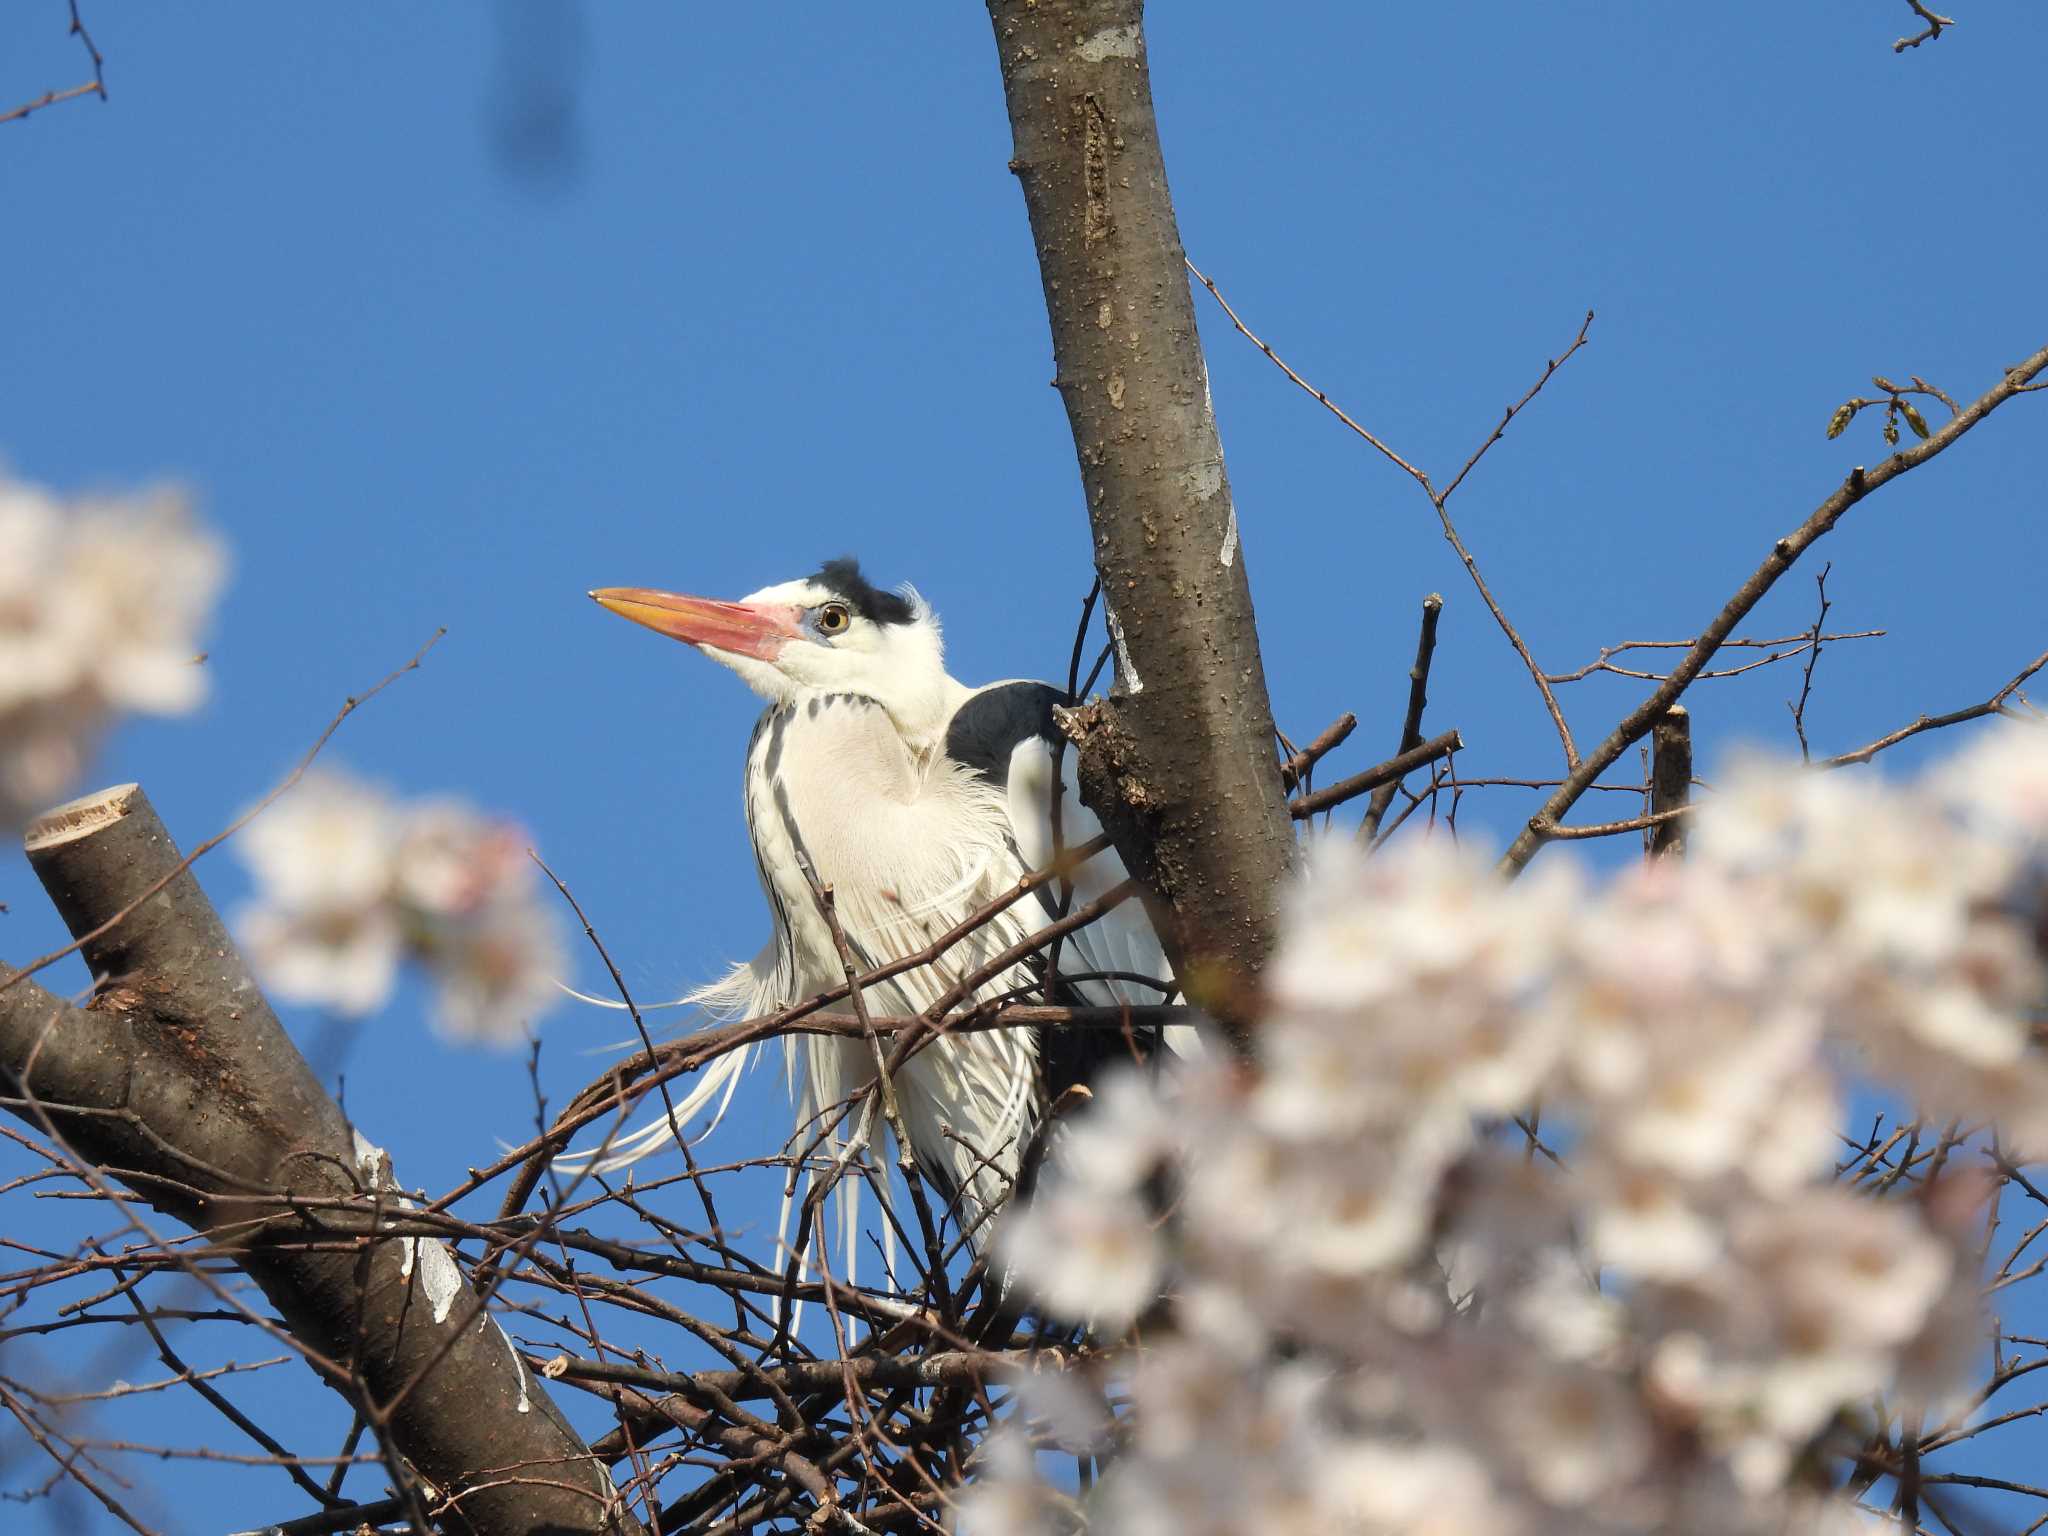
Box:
981 726 2048 1535
236 768 566 1046
0 467 227 829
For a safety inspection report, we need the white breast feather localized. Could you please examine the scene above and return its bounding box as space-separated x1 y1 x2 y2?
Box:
565 686 1186 1295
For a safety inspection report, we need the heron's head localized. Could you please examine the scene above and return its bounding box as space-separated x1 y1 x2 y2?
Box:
590 558 952 739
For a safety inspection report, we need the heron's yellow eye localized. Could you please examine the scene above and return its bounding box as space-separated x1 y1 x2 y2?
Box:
816 604 851 635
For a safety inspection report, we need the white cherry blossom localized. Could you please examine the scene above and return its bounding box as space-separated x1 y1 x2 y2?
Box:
998 1181 1161 1330
239 770 404 915
235 766 564 1045
989 731 2046 1535
0 467 226 828
425 890 569 1046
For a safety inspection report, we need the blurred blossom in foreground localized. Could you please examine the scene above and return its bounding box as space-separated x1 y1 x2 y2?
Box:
0 465 228 829
236 768 567 1046
975 726 2048 1536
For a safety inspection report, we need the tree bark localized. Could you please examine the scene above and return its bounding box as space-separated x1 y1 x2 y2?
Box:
985 0 1296 1028
1649 706 1692 860
1 784 633 1536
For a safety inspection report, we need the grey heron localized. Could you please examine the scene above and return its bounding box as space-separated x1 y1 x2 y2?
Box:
581 559 1187 1261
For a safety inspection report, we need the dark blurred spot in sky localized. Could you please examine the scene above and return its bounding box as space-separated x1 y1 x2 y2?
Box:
487 0 585 195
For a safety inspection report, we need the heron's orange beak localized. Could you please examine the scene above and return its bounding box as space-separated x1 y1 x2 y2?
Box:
589 588 805 663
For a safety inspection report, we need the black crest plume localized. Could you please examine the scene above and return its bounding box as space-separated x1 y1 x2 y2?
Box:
815 558 915 627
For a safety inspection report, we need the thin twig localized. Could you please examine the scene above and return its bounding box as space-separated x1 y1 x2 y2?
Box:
476 836 1117 1216
1822 649 2048 768
1542 628 1885 684
0 80 101 126
1435 313 1596 507
1788 562 1833 761
1193 260 1590 773
0 1 108 126
1544 805 1694 842
1043 578 1101 989
68 0 107 98
816 877 951 1318
528 850 735 1313
1184 258 1428 488
1427 316 1594 769
3 629 446 996
1500 342 2048 875
115 1277 341 1510
1895 1 1957 52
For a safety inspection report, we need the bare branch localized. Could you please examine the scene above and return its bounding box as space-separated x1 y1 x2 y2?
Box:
1190 260 1590 771
2 784 633 1536
1291 729 1463 819
0 80 100 126
1500 342 2048 875
1895 2 1958 52
1279 711 1358 792
0 1 107 126
1822 649 2048 768
1544 805 1695 842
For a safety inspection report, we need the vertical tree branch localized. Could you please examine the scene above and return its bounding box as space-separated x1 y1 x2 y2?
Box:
985 0 1296 1029
1359 593 1444 845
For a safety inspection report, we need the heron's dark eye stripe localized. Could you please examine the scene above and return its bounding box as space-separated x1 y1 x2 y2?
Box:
814 557 915 626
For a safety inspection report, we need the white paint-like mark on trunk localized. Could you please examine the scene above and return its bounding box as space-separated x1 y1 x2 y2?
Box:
388 1194 456 1322
355 1129 461 1324
413 1236 464 1324
1104 599 1143 695
1075 24 1141 62
1194 363 1237 566
492 1317 532 1413
352 1130 385 1183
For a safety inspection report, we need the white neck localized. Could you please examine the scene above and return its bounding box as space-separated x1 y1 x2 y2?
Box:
846 622 958 751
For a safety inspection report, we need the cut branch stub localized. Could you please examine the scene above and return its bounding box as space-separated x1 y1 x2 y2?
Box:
3 783 633 1536
1649 706 1693 860
20 785 356 1214
989 0 1297 1033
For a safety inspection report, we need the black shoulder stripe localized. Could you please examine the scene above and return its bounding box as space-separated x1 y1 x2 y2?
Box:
945 682 1061 790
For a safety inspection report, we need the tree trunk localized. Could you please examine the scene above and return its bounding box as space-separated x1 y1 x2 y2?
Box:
985 0 1296 1029
1 784 634 1536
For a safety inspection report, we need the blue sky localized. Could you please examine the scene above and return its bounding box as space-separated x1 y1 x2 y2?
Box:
5 3 2045 1529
